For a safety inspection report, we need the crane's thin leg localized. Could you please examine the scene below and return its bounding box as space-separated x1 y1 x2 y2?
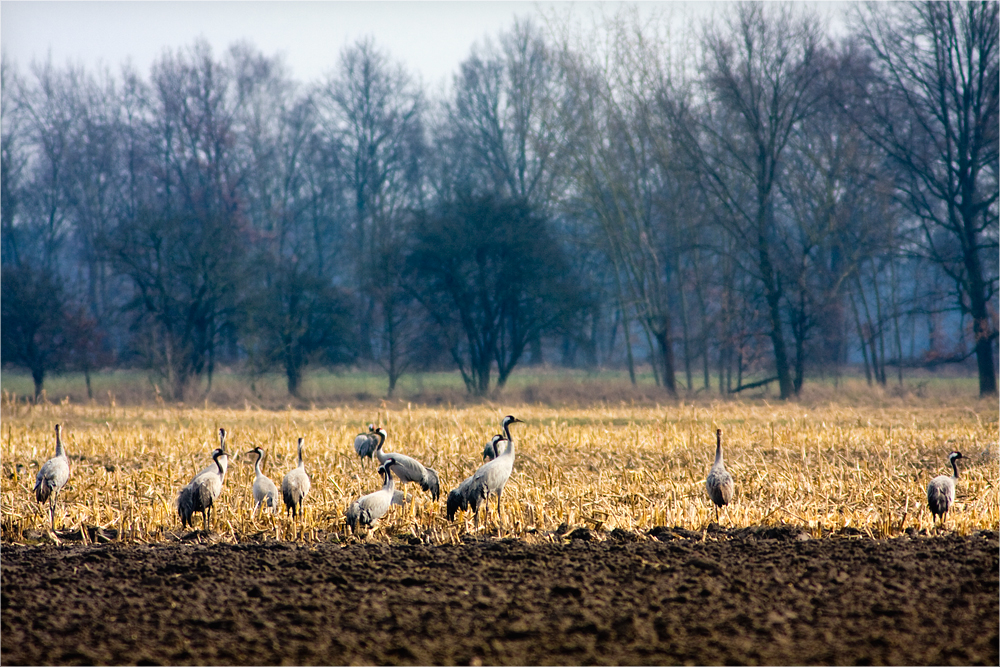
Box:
496 489 503 536
49 496 56 531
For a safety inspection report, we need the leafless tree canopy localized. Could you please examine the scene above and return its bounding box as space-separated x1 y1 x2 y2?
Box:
2 2 997 398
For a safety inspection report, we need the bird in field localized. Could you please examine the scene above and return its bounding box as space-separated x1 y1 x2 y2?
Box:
354 423 379 461
34 424 70 530
705 428 734 523
927 451 964 528
482 434 504 462
467 415 523 530
446 470 485 523
282 438 311 519
177 428 229 531
246 446 279 516
345 458 399 533
373 428 440 501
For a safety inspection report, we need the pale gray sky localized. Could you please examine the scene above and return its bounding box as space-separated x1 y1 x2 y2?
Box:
2 2 849 89
2 1 571 89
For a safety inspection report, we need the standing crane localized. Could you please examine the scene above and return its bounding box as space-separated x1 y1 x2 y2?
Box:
354 423 379 461
34 424 70 530
373 428 440 501
177 428 229 531
482 434 504 462
927 451 964 527
705 428 734 523
246 446 279 516
468 415 523 531
345 458 399 533
446 471 484 523
281 437 311 519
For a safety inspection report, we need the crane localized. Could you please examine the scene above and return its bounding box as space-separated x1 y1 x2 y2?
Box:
246 446 279 516
467 415 523 531
927 451 964 527
345 458 399 533
446 471 485 523
482 434 504 462
705 428 734 523
354 423 378 461
177 429 229 531
281 437 311 519
373 428 440 500
34 424 70 530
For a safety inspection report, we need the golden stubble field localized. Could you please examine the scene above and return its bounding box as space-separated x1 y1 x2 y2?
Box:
1 397 997 544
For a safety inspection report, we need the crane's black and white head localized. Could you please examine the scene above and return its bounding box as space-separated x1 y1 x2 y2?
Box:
378 457 396 479
502 415 524 428
368 423 375 433
483 434 504 461
949 451 964 462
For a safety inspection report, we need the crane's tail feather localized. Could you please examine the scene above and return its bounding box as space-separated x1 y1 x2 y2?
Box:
34 481 52 504
422 468 440 501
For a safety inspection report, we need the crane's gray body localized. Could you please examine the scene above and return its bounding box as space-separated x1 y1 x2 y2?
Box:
282 438 311 518
177 436 228 530
249 447 279 515
447 471 484 521
34 425 70 529
345 461 397 532
471 441 514 509
354 424 378 460
706 429 734 519
927 451 963 524
452 416 521 527
374 429 440 500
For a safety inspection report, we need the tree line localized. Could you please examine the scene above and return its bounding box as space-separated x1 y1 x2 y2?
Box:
2 1 997 400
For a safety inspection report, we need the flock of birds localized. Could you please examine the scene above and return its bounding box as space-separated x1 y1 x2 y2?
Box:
32 419 969 537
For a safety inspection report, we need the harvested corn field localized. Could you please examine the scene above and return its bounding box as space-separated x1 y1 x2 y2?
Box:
1 400 996 543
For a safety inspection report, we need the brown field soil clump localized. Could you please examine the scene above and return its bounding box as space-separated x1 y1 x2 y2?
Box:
2 530 997 666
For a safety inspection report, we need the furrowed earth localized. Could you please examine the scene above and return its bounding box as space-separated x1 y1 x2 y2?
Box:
2 528 997 666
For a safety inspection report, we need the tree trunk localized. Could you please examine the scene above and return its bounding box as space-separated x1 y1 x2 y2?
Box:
285 338 302 397
32 364 44 401
286 363 301 398
694 261 711 392
889 257 904 386
653 314 676 396
759 245 793 399
623 312 636 386
849 289 873 386
964 225 998 396
679 291 693 393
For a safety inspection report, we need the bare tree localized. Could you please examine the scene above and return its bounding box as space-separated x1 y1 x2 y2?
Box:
108 42 249 400
409 194 578 395
445 19 562 206
853 1 999 395
666 2 828 399
1 56 28 267
314 38 425 395
554 9 684 394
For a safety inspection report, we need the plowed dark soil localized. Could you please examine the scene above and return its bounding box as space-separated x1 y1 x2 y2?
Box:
2 530 997 666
